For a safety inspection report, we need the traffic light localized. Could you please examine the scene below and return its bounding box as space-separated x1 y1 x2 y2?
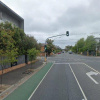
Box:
44 45 47 52
66 31 69 36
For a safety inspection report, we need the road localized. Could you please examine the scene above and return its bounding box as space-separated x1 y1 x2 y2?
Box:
30 53 100 100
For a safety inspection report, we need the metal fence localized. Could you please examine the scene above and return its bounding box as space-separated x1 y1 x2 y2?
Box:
82 51 96 56
0 55 29 70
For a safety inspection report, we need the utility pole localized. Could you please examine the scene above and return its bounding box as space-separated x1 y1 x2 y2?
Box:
77 45 78 53
96 43 97 56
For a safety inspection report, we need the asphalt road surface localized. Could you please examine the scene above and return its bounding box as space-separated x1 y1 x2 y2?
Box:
29 53 100 100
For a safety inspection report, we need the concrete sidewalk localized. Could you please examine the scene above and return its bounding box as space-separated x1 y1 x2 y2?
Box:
0 60 43 85
3 62 53 100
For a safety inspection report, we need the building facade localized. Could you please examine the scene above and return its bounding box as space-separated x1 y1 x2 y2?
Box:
0 1 24 30
95 37 100 43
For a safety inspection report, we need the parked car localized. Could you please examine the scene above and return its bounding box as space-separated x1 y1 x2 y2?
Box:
58 52 61 54
69 51 72 54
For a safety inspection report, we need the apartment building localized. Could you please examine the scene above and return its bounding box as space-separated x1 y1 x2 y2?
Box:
0 1 24 30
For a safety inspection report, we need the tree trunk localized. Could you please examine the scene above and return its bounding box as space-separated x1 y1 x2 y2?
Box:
25 55 28 64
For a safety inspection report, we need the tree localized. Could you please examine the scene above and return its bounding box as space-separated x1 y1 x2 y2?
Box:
84 36 97 52
72 45 77 53
19 35 38 63
0 28 18 87
0 22 41 64
72 35 97 55
65 45 73 52
76 38 85 52
35 43 42 50
27 48 39 69
46 39 55 55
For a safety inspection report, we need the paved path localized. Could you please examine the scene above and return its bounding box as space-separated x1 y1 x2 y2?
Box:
4 63 53 100
0 60 43 85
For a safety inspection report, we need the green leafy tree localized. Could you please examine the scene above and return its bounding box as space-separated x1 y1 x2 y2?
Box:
84 36 97 52
0 28 18 86
28 48 39 68
0 22 41 65
46 39 55 55
72 35 97 54
76 38 85 52
72 45 77 53
65 45 73 52
35 43 42 50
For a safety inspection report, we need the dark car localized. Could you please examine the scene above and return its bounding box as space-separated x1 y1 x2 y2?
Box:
69 51 72 54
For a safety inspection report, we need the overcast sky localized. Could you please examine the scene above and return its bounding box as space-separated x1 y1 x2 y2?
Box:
1 0 100 49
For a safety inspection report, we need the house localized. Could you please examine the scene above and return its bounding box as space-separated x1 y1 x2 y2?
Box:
40 43 45 56
40 43 54 56
0 1 24 30
95 37 100 43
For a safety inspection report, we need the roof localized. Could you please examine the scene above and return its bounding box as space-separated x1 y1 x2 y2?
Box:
41 43 45 46
0 1 24 22
94 37 100 39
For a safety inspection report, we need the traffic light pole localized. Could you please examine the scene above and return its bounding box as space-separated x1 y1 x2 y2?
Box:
45 34 66 42
44 31 69 62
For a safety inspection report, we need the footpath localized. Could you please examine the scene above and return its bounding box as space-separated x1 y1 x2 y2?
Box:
0 60 43 99
3 62 53 100
0 60 43 86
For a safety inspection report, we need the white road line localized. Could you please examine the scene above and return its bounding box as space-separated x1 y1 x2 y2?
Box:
28 63 54 100
69 64 87 100
86 71 99 84
55 63 69 64
54 63 83 64
83 63 100 74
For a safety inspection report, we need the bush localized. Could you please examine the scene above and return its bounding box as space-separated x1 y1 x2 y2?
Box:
28 48 39 61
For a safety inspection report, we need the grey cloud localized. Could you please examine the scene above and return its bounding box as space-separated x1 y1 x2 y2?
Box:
56 4 100 31
2 0 100 48
25 0 100 35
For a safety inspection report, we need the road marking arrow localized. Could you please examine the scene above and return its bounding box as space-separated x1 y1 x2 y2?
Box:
86 71 99 84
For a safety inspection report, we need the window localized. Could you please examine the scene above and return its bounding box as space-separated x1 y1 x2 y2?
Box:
0 12 2 20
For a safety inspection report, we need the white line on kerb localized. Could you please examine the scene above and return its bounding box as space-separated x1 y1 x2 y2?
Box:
69 64 87 100
28 62 54 100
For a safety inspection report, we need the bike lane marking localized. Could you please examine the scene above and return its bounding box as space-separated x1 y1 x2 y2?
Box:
4 62 54 100
28 62 54 100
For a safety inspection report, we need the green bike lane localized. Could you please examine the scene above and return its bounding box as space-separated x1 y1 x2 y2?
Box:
3 62 53 100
